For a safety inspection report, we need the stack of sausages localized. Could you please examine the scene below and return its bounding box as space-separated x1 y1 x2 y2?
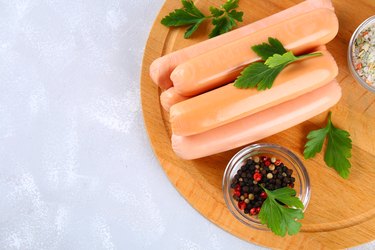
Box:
149 0 341 160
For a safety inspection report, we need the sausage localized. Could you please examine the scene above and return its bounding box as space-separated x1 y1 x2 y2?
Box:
160 87 189 112
170 50 338 136
160 46 329 110
172 80 342 160
171 8 339 96
149 0 333 90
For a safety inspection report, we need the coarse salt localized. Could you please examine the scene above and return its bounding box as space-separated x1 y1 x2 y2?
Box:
352 23 375 86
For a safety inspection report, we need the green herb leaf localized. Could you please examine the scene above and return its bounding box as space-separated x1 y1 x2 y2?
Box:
209 1 243 38
258 187 304 237
161 0 207 38
222 0 240 12
161 0 243 39
161 9 205 26
234 38 323 90
184 19 205 39
304 112 352 178
303 126 329 159
209 6 224 17
209 16 233 38
252 37 287 61
181 0 205 17
228 9 243 22
265 51 323 68
265 51 297 68
233 62 286 90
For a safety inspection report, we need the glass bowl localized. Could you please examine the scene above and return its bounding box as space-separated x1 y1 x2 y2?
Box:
347 15 375 93
222 143 311 230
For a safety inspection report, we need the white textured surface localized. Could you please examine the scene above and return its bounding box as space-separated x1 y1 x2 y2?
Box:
0 1 373 249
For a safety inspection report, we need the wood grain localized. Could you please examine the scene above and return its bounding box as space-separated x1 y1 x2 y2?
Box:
141 0 375 248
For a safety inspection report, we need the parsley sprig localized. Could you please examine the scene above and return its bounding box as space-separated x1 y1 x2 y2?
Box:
208 0 243 38
234 38 322 90
258 186 304 237
304 112 352 179
161 0 243 39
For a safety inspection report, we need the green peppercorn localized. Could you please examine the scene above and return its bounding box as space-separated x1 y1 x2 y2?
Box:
267 173 273 179
254 156 260 163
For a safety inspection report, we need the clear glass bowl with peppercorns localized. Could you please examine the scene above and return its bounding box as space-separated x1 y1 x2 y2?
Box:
222 143 311 230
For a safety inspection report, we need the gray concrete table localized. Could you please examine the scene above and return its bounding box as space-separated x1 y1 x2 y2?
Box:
0 1 373 249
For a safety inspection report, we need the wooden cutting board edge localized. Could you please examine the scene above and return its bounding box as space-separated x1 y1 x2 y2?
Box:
140 1 375 249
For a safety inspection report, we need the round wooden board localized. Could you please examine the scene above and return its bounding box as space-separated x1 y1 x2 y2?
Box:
141 0 375 248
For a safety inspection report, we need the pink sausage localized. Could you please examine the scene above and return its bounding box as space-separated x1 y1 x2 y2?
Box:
170 50 338 137
172 80 342 160
160 87 189 112
171 8 339 96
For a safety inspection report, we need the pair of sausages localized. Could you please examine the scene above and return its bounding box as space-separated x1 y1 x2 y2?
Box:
150 1 341 160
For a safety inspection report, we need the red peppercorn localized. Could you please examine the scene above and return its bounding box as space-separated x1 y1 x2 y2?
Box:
275 159 281 166
264 161 271 167
255 169 259 173
261 156 268 162
235 184 241 191
253 172 262 182
250 208 257 215
234 190 241 197
256 207 261 213
260 192 267 199
238 201 246 210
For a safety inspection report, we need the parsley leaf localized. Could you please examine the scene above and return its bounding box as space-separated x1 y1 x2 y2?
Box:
209 16 235 38
265 51 323 68
265 51 297 68
258 187 304 237
209 6 224 17
233 38 322 90
161 0 243 39
161 0 207 39
234 62 286 90
303 126 329 159
209 1 243 38
228 9 244 22
252 37 287 61
184 19 205 39
304 112 352 179
222 0 239 12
